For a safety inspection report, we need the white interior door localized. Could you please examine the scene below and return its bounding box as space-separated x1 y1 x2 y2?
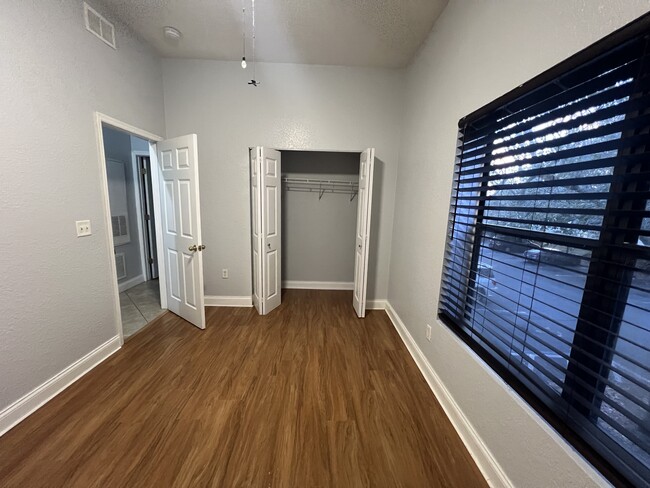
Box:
250 147 264 314
157 134 206 329
250 147 282 315
353 148 375 318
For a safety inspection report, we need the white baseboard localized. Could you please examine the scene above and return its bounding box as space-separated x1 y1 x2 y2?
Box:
118 274 145 293
282 281 354 290
366 300 386 310
0 335 121 437
384 302 512 488
366 299 386 310
203 293 384 311
204 295 253 307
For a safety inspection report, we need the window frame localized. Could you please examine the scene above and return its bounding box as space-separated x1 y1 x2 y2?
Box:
438 12 650 488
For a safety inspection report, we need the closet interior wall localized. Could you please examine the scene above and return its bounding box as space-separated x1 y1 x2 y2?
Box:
281 151 359 287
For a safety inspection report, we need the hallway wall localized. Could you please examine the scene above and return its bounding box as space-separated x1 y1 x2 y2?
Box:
103 126 144 287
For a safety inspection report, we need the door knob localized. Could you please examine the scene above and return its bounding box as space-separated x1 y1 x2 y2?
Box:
188 244 198 252
267 243 271 248
198 244 206 251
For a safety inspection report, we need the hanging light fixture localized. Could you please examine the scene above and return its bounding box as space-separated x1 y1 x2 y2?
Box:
248 0 260 86
240 0 247 69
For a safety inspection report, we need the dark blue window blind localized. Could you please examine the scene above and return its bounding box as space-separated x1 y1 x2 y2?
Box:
439 13 650 487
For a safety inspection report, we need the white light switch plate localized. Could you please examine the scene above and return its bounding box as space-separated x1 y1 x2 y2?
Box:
76 220 92 237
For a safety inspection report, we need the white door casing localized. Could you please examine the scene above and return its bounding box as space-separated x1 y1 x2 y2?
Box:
250 147 264 314
157 134 206 329
353 148 375 318
250 147 282 315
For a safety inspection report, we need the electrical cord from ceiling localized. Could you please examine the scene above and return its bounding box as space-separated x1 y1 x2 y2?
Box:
247 0 260 86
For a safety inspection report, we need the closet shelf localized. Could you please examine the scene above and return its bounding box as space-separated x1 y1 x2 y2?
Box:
282 177 359 201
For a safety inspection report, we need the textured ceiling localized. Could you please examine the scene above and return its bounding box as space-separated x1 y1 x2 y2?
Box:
96 0 448 68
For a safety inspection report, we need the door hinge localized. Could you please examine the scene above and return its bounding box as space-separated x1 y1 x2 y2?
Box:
145 214 150 221
140 168 147 175
148 257 154 264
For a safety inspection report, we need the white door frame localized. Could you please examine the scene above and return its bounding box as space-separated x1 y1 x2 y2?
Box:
94 112 166 346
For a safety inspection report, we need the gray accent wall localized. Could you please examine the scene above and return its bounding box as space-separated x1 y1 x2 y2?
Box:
281 151 359 284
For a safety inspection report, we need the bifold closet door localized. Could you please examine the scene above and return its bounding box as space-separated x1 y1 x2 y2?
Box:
156 134 206 329
353 148 375 318
250 147 264 314
250 147 282 315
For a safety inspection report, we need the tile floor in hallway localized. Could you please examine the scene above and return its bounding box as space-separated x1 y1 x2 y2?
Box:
119 279 164 338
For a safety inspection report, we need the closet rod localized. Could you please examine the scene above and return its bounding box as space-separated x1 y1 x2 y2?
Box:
282 177 359 201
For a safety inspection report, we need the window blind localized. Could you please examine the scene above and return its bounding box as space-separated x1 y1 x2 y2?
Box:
439 13 650 487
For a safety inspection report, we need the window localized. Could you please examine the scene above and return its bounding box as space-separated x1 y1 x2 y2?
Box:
439 13 650 487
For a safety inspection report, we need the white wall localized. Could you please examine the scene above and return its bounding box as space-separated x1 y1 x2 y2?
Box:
388 1 650 486
162 60 403 301
282 151 359 284
0 0 164 413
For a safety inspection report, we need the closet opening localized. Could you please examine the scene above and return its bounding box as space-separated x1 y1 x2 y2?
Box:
282 151 359 290
249 147 375 318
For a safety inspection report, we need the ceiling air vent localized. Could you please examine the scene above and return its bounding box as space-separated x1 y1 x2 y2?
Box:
84 2 116 49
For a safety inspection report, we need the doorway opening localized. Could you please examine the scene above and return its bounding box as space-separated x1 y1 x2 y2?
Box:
249 147 375 318
95 113 207 345
102 125 163 339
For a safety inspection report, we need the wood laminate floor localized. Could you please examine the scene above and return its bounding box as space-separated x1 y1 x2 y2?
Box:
0 290 488 488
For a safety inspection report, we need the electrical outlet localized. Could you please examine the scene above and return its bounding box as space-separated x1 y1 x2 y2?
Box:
425 324 432 341
76 220 92 237
222 268 229 279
